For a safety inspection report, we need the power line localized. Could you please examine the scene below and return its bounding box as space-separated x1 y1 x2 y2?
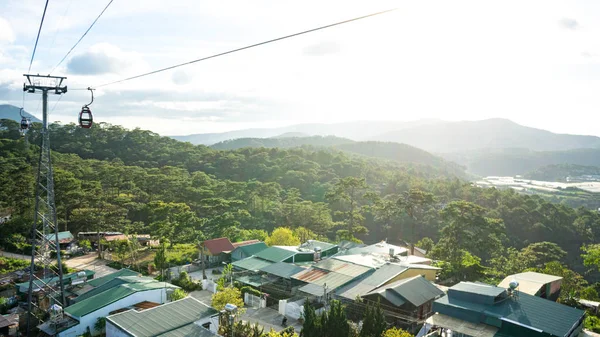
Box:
50 0 115 74
28 0 50 73
92 8 397 89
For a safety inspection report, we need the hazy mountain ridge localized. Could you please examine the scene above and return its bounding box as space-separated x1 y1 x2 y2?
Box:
211 136 467 178
0 104 41 123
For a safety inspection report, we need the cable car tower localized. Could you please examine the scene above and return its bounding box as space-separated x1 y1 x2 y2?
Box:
23 74 68 335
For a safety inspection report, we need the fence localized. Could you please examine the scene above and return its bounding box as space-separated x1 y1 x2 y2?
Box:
244 293 266 308
202 279 218 293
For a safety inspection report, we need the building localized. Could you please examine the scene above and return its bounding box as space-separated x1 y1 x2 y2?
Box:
293 258 373 297
44 231 75 250
106 296 219 337
44 275 179 336
200 237 235 266
498 271 562 301
297 240 339 258
426 281 585 337
0 314 19 336
230 241 267 262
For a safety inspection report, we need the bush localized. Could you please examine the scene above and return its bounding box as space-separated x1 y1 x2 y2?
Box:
0 257 29 274
171 271 202 292
240 286 262 297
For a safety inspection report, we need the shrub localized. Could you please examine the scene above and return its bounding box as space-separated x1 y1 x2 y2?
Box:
240 286 262 297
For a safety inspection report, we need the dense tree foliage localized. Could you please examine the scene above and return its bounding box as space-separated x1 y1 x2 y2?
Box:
2 120 600 285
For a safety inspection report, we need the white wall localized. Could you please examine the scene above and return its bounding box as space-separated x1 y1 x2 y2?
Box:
58 288 168 337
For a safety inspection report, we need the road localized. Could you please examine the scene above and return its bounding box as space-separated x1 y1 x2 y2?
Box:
63 254 118 278
0 251 33 260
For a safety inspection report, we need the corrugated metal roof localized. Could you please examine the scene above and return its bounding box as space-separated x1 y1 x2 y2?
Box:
74 276 151 303
365 275 444 307
87 268 139 287
299 283 336 296
65 279 178 318
338 240 366 251
202 237 234 255
333 253 388 268
232 257 273 271
44 231 74 243
158 323 218 337
16 269 95 293
426 314 498 337
298 240 337 252
498 272 562 296
232 239 261 248
293 268 354 290
436 282 585 337
450 282 507 298
260 262 305 279
107 297 218 337
233 242 267 257
254 247 296 262
344 242 408 257
313 258 372 277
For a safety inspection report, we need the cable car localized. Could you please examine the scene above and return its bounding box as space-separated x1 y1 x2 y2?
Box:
79 106 93 129
20 117 30 130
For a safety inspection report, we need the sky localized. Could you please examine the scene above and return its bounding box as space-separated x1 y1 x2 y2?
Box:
1 0 600 136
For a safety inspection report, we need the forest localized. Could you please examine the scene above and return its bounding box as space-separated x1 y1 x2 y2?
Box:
2 119 600 301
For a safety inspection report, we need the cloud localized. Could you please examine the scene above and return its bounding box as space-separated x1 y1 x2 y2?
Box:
558 18 579 30
303 41 341 56
0 17 14 43
172 70 192 85
66 44 143 75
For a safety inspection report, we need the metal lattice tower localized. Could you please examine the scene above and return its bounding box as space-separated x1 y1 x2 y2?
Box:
23 74 68 335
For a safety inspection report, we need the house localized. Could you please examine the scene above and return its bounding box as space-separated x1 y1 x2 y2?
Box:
340 241 409 258
361 276 444 324
425 281 585 337
106 296 220 337
293 258 373 297
337 262 440 301
498 271 562 301
199 237 235 266
44 231 75 250
0 314 19 336
297 240 339 258
15 270 95 310
41 276 179 336
230 241 267 262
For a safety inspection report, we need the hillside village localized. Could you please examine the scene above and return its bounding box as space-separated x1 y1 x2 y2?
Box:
1 232 597 337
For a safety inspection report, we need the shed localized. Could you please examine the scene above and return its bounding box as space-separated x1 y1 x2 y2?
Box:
230 242 268 262
498 271 562 301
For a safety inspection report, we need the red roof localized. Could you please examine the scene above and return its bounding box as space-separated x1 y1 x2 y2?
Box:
232 240 260 249
203 237 235 255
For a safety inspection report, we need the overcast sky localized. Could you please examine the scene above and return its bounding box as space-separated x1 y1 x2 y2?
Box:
1 0 599 136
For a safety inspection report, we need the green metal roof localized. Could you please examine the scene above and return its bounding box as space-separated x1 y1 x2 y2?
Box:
87 268 140 287
298 240 337 252
365 275 444 307
260 262 305 279
254 247 296 262
449 282 507 304
73 276 150 303
107 297 218 337
435 282 585 337
16 270 95 292
158 323 218 337
44 231 74 242
65 279 178 318
234 242 267 256
232 257 273 271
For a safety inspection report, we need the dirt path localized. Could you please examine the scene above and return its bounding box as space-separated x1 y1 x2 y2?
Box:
63 253 118 278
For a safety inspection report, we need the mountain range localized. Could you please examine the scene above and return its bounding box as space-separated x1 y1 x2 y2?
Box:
0 104 41 123
175 118 600 153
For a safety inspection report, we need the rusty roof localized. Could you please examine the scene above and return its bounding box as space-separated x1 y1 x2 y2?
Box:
202 237 235 255
314 258 373 277
232 239 260 248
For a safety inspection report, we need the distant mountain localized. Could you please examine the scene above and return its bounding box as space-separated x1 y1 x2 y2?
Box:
211 136 354 150
372 118 600 153
171 119 442 145
270 132 310 138
212 136 467 178
524 164 600 182
443 148 600 177
0 105 41 123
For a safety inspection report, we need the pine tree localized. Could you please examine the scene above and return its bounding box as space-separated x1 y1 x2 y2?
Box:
360 299 387 337
301 300 321 337
322 300 350 337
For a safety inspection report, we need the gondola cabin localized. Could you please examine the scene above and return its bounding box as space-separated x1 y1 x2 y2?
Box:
20 117 30 130
79 106 93 129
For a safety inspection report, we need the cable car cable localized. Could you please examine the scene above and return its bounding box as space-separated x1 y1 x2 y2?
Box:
47 0 75 74
89 8 397 89
28 0 50 73
50 0 115 74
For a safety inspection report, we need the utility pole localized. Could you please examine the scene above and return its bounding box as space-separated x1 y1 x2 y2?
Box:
23 74 68 335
